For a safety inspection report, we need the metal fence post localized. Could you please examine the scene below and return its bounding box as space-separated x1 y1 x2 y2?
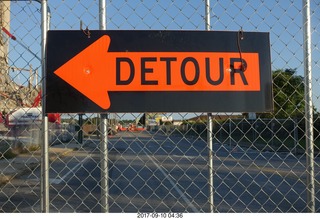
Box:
100 113 109 212
207 113 215 212
205 0 214 213
40 0 49 213
99 0 109 213
302 0 315 213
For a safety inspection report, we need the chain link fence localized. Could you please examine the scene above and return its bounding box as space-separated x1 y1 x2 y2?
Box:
0 0 320 213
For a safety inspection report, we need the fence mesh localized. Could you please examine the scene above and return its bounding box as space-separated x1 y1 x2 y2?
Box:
0 0 320 213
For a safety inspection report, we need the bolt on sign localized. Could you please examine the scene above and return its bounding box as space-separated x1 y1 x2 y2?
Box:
45 30 273 113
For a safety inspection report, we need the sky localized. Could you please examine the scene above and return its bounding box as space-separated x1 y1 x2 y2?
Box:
5 0 320 117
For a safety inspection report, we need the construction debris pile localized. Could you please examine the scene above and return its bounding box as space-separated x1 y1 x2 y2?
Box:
0 82 40 114
0 1 40 114
0 57 40 114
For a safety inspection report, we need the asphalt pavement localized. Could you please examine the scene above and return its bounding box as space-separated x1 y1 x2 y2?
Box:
0 141 79 186
1 131 320 212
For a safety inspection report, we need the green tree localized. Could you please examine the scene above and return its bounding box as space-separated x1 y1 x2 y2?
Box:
265 68 305 118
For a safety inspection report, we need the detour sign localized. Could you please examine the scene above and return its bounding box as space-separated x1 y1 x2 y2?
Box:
46 30 272 113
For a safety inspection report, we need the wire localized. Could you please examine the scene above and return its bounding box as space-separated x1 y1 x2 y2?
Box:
1 27 41 62
26 2 40 26
82 27 91 38
237 28 247 72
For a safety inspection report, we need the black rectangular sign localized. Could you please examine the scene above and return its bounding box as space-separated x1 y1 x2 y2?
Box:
46 30 273 113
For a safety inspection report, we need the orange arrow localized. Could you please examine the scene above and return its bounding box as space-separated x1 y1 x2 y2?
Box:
54 35 260 110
